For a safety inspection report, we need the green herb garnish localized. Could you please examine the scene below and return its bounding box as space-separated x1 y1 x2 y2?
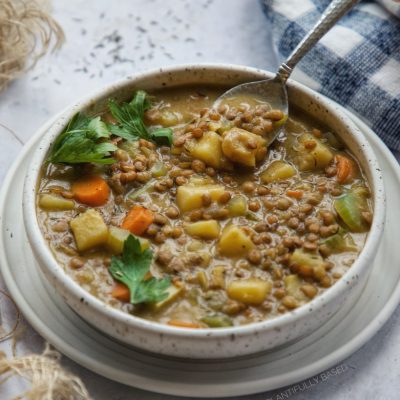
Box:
48 90 173 165
109 235 170 304
47 113 117 164
108 90 173 146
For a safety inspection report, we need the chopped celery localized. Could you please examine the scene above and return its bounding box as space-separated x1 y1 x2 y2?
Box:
322 228 358 253
197 271 208 290
201 314 233 328
352 185 370 198
107 226 149 254
245 211 260 221
324 132 344 149
120 141 139 158
334 192 369 232
128 181 154 200
151 161 168 177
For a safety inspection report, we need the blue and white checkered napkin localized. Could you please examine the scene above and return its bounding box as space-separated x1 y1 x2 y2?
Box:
262 0 400 151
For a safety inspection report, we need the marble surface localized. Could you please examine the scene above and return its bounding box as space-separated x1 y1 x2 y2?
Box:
0 0 399 399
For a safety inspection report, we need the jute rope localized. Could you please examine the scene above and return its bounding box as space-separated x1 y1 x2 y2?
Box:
0 0 64 91
0 289 91 399
0 344 91 400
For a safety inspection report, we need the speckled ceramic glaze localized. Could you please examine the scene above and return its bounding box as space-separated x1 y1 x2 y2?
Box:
23 64 385 359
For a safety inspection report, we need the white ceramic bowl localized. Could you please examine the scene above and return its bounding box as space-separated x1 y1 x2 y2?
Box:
23 64 385 359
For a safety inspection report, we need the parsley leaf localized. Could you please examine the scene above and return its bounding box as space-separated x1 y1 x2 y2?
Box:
108 90 173 146
109 235 171 305
150 127 173 146
48 113 117 164
87 116 110 139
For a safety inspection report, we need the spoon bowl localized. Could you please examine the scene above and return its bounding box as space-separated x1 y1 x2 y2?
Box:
213 0 359 146
214 75 288 146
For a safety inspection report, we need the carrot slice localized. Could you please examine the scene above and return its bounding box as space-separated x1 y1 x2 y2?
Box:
71 175 110 207
111 282 130 302
335 155 356 184
122 205 154 235
286 190 303 199
167 320 202 329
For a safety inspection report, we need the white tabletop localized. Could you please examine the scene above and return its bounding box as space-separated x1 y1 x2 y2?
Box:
0 0 399 399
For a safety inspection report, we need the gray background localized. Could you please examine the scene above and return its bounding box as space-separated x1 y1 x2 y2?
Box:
0 1 399 399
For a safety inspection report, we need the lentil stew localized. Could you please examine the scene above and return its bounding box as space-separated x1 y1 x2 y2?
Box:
37 86 373 329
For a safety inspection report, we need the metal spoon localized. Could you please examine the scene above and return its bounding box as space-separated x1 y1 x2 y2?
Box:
214 0 360 146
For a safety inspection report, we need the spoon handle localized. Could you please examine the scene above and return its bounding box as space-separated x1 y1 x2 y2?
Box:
277 0 360 82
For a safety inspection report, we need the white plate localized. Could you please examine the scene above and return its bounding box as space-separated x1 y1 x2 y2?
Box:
0 110 399 398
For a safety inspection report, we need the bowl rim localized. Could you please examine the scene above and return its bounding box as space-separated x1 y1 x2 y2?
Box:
23 63 386 339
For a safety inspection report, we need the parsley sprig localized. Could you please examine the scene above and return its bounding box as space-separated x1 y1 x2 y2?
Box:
109 235 171 305
48 90 173 165
108 90 173 146
47 113 117 164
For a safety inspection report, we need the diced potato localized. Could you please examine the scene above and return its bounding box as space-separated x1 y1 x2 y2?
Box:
227 195 247 217
70 209 108 252
290 248 325 269
39 194 74 211
227 278 272 305
295 133 333 171
218 225 254 257
107 226 149 254
176 184 225 212
221 128 266 167
284 275 307 301
185 220 220 240
150 284 183 311
260 160 296 184
189 131 222 168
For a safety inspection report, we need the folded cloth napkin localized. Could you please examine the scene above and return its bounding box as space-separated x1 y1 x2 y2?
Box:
262 0 400 151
